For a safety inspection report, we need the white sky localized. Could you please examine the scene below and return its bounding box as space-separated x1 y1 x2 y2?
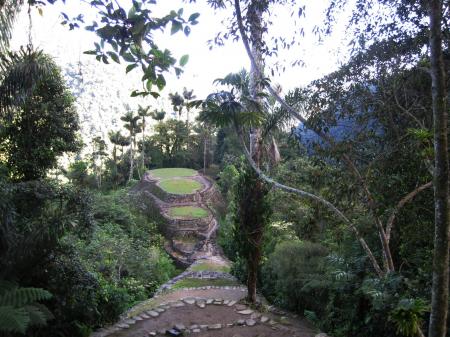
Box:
11 0 351 99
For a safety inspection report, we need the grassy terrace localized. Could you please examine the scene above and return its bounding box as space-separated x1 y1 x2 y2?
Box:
171 278 239 290
159 178 203 194
190 262 231 273
168 206 209 219
149 168 197 179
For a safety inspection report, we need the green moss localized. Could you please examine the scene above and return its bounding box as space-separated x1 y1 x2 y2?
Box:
149 168 197 179
171 278 239 289
159 179 203 194
168 206 209 219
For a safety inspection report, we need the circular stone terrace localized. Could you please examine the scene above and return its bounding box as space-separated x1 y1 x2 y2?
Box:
147 168 212 202
145 168 217 266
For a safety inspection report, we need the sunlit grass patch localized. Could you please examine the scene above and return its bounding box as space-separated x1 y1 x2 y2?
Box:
171 278 239 289
159 179 203 194
149 168 197 179
190 262 231 273
168 206 208 219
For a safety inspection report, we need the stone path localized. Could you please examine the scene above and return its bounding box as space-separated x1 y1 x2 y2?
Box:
92 169 318 337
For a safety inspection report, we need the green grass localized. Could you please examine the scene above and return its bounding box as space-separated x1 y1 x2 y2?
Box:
149 168 197 179
159 179 203 194
171 278 239 289
168 206 209 219
190 262 231 273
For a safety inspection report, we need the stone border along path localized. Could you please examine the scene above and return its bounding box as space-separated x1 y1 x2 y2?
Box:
91 169 320 337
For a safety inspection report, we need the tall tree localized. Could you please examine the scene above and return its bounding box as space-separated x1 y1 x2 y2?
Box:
108 130 122 164
241 0 267 303
90 136 107 188
182 87 196 123
0 50 80 181
428 1 449 336
137 105 151 177
121 111 141 183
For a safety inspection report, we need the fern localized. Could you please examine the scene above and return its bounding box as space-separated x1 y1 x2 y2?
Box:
0 306 29 334
0 284 53 334
0 287 52 307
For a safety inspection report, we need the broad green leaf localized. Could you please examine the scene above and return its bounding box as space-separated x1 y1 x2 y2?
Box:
107 52 120 64
150 92 160 99
188 13 200 22
171 21 182 35
126 64 138 73
122 53 135 62
146 79 152 91
179 54 189 67
156 75 166 90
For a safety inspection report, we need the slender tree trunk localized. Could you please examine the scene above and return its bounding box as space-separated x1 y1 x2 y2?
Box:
141 118 146 175
203 135 207 175
128 135 134 182
245 0 265 304
428 2 449 337
98 159 102 188
135 134 141 180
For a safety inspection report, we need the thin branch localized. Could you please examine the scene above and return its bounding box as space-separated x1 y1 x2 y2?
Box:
385 181 433 241
233 121 384 277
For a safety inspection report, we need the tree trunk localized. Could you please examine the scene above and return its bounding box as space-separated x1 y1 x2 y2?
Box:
141 118 146 176
135 134 141 180
245 0 265 304
247 248 261 303
428 1 449 337
128 136 134 182
203 134 207 175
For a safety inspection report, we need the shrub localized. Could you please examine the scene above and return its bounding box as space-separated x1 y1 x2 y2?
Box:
262 240 329 312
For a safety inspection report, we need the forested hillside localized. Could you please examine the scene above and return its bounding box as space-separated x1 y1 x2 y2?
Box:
0 1 448 337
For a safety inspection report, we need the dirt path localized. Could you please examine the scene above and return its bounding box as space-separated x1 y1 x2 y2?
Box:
91 169 317 337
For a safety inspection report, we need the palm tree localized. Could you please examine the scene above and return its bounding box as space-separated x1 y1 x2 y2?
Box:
169 92 184 120
0 48 56 116
91 136 107 188
199 69 282 303
108 130 123 164
121 111 141 182
182 87 196 123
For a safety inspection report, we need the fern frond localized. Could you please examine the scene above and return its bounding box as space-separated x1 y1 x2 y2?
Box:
0 287 52 307
24 304 53 326
0 305 30 334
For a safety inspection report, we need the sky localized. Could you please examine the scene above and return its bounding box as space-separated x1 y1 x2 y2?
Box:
11 0 352 96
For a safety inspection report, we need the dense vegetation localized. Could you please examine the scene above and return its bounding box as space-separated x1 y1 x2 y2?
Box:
0 1 448 337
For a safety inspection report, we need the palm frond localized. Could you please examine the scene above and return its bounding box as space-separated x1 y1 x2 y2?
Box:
0 47 56 116
262 105 293 138
0 0 24 53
